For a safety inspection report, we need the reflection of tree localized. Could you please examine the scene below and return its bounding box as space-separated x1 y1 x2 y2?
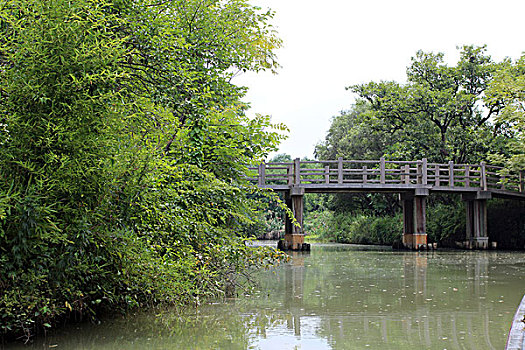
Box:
251 249 513 349
22 248 521 350
23 305 254 350
300 248 511 349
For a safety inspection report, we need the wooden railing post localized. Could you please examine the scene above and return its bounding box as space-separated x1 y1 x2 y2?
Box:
380 157 386 184
465 165 470 187
338 157 343 184
480 162 487 190
434 164 440 187
520 170 525 192
422 158 428 185
287 164 293 186
324 166 330 184
404 165 410 184
294 158 301 185
417 160 422 184
448 161 454 187
258 161 265 186
363 165 368 184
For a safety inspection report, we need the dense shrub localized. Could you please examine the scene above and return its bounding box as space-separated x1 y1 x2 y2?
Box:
426 200 466 245
307 211 402 246
0 0 286 340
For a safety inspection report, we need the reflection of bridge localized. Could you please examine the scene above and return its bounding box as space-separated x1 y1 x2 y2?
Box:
250 158 525 250
276 250 502 349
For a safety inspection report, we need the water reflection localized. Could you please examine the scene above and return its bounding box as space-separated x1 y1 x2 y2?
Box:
257 248 521 349
8 246 525 350
284 251 305 337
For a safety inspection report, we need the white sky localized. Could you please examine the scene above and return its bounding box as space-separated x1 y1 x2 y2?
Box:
234 0 525 159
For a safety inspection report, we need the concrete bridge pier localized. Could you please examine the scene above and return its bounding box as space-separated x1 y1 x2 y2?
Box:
400 189 428 250
280 187 310 251
462 192 491 249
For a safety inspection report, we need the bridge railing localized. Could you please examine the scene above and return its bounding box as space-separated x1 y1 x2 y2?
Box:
485 164 523 191
248 158 525 193
429 162 485 189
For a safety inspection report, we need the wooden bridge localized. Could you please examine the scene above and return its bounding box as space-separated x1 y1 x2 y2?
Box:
249 158 525 250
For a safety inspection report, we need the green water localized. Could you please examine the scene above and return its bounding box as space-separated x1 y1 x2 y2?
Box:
9 244 525 349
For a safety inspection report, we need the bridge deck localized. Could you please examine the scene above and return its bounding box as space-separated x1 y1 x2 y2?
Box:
250 158 525 200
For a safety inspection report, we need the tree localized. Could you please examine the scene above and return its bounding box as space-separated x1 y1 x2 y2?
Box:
350 46 511 163
117 0 283 166
485 55 525 170
315 101 397 160
314 102 403 216
0 0 286 339
313 46 519 246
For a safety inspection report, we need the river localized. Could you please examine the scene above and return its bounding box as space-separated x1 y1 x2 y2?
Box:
9 243 525 349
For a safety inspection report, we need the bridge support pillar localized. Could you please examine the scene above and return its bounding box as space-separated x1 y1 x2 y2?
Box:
279 187 310 251
400 190 428 250
462 192 491 249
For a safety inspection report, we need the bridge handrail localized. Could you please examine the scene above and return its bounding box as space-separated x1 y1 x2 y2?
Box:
252 158 525 193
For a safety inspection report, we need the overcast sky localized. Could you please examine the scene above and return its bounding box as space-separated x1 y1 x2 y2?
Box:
233 0 525 159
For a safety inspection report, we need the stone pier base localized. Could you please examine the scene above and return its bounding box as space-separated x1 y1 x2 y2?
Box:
463 237 489 250
401 191 428 250
278 234 310 251
279 186 311 251
462 192 491 250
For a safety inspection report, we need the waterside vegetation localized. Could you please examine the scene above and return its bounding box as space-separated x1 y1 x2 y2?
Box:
0 0 288 341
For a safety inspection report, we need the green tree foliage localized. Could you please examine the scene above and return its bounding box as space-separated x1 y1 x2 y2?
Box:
309 212 402 245
312 46 520 247
0 0 287 340
351 46 511 163
486 55 525 169
315 101 397 160
315 103 401 218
